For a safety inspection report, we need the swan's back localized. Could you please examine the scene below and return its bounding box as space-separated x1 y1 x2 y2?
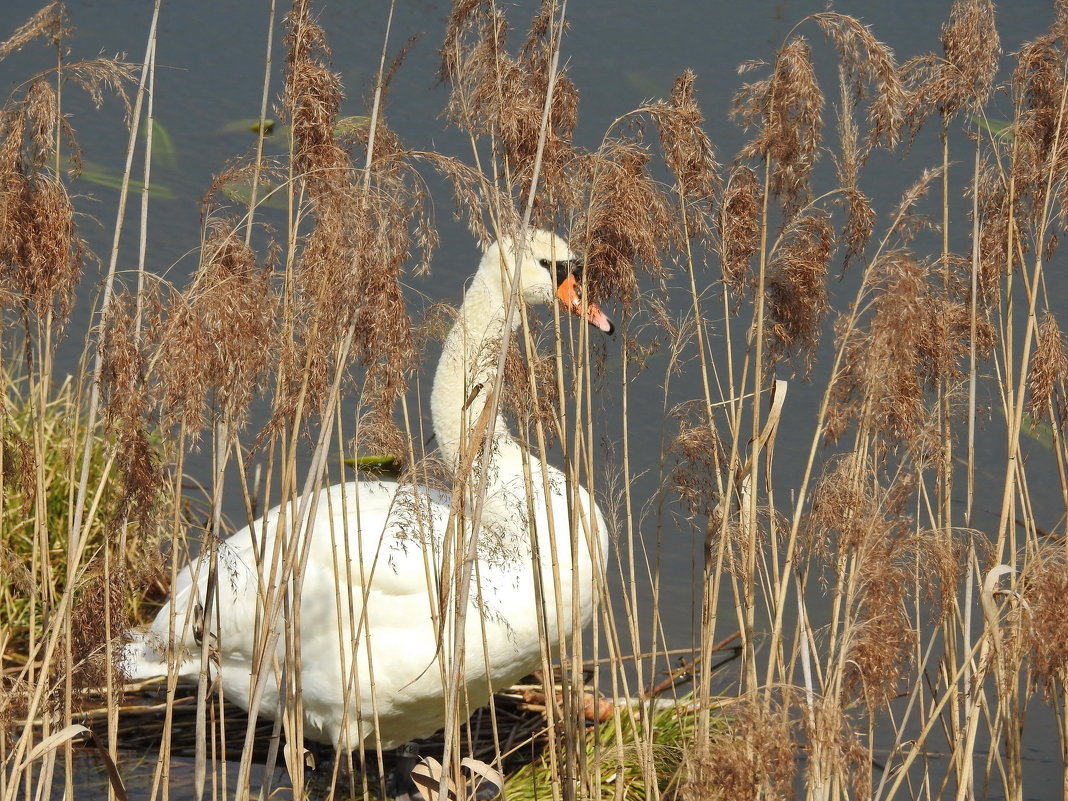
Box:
123 467 605 749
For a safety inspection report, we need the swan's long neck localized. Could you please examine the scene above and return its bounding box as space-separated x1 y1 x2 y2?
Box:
431 266 527 487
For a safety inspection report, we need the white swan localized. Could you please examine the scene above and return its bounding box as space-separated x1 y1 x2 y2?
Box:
123 228 613 753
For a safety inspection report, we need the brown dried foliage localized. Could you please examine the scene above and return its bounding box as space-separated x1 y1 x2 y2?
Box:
440 1 581 219
648 71 720 240
718 166 761 292
0 2 68 61
766 213 832 374
668 400 722 520
813 13 906 152
572 140 671 311
682 699 795 801
734 37 824 211
806 456 916 705
1027 312 1068 422
1024 547 1068 692
155 222 277 434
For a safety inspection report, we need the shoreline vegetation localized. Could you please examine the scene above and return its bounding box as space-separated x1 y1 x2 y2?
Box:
3 1 1068 799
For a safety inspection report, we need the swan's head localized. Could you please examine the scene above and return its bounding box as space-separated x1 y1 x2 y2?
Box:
483 228 614 334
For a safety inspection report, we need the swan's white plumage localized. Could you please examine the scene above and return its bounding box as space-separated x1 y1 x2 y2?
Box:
122 229 609 751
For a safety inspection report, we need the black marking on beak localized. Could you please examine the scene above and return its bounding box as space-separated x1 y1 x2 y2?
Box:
551 258 583 287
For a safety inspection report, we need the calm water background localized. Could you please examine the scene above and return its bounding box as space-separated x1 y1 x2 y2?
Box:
1 1 1065 798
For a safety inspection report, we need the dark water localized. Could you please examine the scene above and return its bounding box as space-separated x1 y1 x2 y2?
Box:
1 1 1063 798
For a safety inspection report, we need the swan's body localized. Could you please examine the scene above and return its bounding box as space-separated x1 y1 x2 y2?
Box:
123 229 612 751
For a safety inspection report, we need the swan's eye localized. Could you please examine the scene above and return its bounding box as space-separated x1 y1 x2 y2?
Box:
538 258 551 269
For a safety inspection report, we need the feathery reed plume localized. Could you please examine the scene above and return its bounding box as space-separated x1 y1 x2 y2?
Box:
939 0 1000 111
805 455 915 705
1024 547 1068 693
669 400 723 520
912 526 969 624
734 36 824 211
66 560 131 701
98 288 168 535
502 324 560 442
682 699 795 801
827 251 929 445
278 0 426 426
1011 29 1068 239
903 0 1000 135
812 13 906 152
440 0 580 220
573 139 671 311
0 82 84 326
0 2 67 62
717 165 761 292
973 157 1015 306
765 212 832 373
1012 35 1064 223
154 222 277 435
649 71 721 241
1027 312 1068 422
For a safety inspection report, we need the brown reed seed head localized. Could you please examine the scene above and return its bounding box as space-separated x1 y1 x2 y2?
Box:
1024 548 1068 692
99 291 167 527
805 456 915 704
911 527 967 625
572 140 671 312
683 699 795 801
278 0 421 426
1012 32 1068 237
827 252 927 445
1027 312 1068 423
939 0 1000 115
840 187 875 271
813 13 906 152
974 158 1014 305
668 400 722 520
0 2 69 62
765 213 832 374
502 329 560 444
717 166 761 293
154 222 277 435
734 37 824 211
441 1 581 221
0 86 84 327
649 70 721 239
902 0 999 139
66 561 132 701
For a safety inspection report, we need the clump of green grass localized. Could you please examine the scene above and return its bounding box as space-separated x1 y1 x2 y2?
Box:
505 698 703 801
0 367 165 664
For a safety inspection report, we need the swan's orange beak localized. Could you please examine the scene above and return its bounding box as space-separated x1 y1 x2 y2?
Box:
555 274 615 335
